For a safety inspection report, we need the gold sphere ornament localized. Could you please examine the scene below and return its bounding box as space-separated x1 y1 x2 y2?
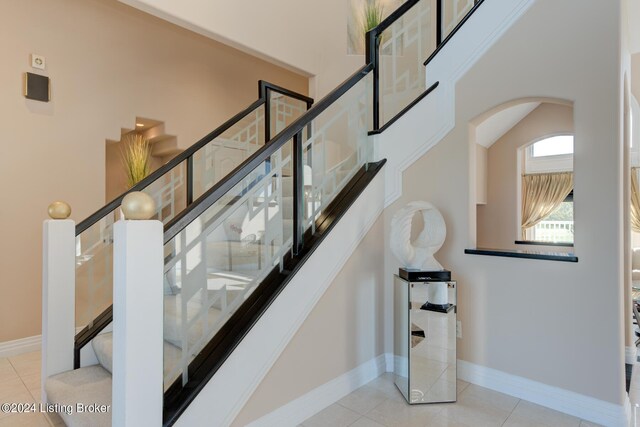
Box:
48 201 71 219
121 192 156 220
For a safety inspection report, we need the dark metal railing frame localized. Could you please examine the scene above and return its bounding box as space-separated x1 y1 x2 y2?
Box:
72 81 312 368
161 0 487 420
71 0 487 410
75 81 313 236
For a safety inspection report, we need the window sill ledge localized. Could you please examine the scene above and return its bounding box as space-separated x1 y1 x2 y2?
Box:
464 248 578 263
514 240 574 248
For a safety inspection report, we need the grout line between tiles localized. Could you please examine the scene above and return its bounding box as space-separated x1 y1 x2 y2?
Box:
500 398 521 426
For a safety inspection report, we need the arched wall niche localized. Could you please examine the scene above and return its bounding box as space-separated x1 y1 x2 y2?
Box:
471 97 575 251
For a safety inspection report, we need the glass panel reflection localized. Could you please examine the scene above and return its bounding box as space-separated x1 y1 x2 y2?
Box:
394 276 457 404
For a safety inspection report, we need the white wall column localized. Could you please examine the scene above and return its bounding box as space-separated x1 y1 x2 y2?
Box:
41 211 76 404
112 204 163 427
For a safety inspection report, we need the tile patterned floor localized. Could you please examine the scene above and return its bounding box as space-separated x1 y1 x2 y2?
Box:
0 351 63 427
0 351 625 426
301 373 605 427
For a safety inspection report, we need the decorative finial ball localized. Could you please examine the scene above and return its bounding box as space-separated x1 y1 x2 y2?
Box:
48 201 71 219
121 192 156 220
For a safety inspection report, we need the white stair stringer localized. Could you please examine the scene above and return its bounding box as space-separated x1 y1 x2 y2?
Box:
174 166 386 427
373 0 536 208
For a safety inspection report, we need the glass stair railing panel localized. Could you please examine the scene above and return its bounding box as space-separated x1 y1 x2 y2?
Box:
162 141 294 388
75 160 188 332
192 105 266 201
269 91 309 136
75 212 118 329
442 0 475 39
378 0 435 126
145 161 188 224
302 73 372 235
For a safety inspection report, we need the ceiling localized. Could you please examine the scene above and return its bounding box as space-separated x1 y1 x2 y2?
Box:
475 102 540 148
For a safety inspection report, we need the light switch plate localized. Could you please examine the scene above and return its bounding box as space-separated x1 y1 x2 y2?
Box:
31 54 46 70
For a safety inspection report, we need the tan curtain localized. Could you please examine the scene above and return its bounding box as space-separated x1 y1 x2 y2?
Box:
521 172 573 239
631 168 640 232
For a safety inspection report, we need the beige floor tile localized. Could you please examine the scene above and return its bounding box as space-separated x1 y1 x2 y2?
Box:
337 384 389 415
435 402 511 427
503 401 580 427
9 352 41 378
363 397 443 427
366 373 404 401
44 412 65 427
302 403 360 427
456 379 470 396
0 377 35 420
457 384 519 413
20 373 41 398
351 417 386 427
0 412 50 427
0 360 18 384
421 412 472 427
434 384 518 427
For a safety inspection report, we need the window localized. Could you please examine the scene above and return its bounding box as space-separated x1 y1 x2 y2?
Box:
528 192 574 243
530 135 574 157
522 135 574 244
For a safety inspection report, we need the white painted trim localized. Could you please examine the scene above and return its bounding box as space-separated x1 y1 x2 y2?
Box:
175 169 386 427
374 0 536 209
0 335 41 359
625 395 634 427
458 360 629 427
626 346 637 365
0 325 98 359
247 353 390 427
112 220 164 427
385 353 394 373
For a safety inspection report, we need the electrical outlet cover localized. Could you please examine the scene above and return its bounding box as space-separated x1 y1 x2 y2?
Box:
31 54 46 70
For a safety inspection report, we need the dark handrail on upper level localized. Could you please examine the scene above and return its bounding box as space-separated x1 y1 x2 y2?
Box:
75 80 312 236
425 0 485 66
366 0 421 130
163 64 373 244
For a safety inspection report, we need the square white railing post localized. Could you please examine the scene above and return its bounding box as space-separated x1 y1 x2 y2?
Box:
41 217 76 404
112 218 163 427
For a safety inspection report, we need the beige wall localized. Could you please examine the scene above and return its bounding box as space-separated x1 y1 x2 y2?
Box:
385 0 624 405
0 0 307 343
120 0 377 98
232 217 386 426
476 144 487 205
233 0 624 420
476 103 574 251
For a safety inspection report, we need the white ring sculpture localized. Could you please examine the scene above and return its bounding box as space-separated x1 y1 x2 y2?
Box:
391 201 448 306
390 201 446 270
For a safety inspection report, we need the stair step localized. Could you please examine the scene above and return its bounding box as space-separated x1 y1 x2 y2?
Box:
92 332 182 390
45 365 111 427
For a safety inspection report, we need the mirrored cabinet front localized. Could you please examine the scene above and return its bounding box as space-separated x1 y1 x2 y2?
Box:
394 275 457 404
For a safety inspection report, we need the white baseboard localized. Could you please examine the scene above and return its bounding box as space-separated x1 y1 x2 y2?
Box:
247 353 391 427
0 335 41 358
458 360 629 427
249 355 632 427
625 395 633 427
626 346 637 364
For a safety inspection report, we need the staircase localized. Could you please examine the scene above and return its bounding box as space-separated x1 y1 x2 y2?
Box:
41 1 488 425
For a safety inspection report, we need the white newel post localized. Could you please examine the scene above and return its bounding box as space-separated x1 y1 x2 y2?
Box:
112 192 163 427
41 201 75 404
